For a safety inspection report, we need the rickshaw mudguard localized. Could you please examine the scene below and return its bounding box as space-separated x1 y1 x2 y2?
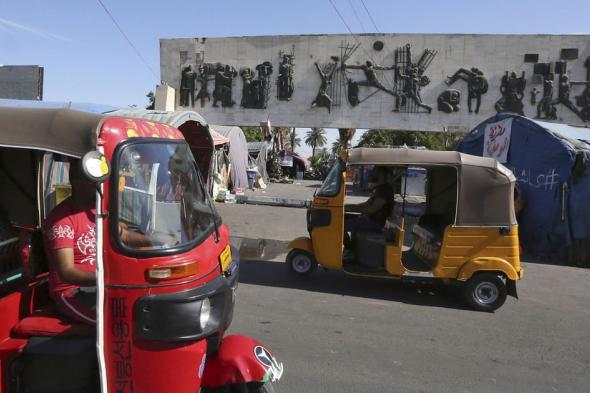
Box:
457 257 520 281
287 237 313 254
201 334 284 388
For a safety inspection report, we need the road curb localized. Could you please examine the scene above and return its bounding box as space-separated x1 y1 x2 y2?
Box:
235 194 309 208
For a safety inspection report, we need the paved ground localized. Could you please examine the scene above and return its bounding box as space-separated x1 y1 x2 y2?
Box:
243 179 322 201
229 260 590 393
216 182 590 393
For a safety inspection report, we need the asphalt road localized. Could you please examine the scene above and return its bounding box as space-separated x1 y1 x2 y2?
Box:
229 260 590 393
216 201 590 393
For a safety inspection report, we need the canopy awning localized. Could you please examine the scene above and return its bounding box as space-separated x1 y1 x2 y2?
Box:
347 147 517 227
0 106 101 157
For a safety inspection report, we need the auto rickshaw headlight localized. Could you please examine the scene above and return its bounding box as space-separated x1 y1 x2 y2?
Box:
200 297 211 330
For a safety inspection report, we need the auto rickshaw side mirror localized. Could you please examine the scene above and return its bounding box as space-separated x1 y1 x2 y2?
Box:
81 150 111 183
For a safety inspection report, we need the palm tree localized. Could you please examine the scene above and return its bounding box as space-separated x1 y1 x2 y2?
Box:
285 128 301 153
331 139 347 156
273 127 290 151
146 91 155 109
305 128 327 157
338 128 356 148
318 147 330 160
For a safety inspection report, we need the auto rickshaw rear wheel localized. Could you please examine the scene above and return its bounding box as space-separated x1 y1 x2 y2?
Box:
463 273 507 312
286 249 317 275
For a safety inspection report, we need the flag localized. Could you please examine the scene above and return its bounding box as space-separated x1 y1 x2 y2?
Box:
262 117 272 141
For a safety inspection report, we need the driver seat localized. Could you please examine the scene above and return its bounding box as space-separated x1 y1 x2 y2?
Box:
12 303 95 338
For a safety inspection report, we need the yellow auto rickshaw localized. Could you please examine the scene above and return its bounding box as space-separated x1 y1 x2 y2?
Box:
287 148 523 312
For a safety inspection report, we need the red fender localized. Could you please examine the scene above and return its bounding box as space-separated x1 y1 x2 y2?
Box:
201 334 283 388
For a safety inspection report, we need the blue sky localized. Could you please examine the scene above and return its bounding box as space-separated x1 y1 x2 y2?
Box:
1 0 589 157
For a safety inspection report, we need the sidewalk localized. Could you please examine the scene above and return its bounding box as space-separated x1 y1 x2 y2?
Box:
232 179 424 208
234 179 321 208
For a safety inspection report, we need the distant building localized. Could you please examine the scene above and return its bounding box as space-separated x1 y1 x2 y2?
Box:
0 65 44 100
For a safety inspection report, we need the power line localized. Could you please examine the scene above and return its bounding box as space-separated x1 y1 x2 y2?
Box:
95 0 159 81
360 0 381 34
328 0 357 39
348 0 366 33
327 0 395 87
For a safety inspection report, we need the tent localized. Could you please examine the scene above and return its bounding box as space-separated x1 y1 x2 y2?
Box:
212 125 249 190
247 142 269 180
458 114 590 266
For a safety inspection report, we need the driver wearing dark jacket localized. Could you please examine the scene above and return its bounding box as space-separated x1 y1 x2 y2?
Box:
344 166 394 234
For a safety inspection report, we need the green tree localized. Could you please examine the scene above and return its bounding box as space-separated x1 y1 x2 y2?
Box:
309 147 331 170
331 139 347 155
357 129 446 150
305 127 327 157
338 128 356 149
242 126 264 142
317 147 330 161
285 128 301 153
146 91 155 110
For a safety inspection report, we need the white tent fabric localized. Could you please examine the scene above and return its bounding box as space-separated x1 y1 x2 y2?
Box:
247 142 269 180
211 125 249 189
211 128 230 146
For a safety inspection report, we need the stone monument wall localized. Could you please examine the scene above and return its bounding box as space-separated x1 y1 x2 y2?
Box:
160 34 590 131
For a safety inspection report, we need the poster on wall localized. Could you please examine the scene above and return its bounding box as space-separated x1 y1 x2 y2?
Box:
483 118 512 163
280 154 293 167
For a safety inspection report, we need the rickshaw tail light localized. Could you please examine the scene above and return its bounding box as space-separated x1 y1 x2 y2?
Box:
314 197 329 205
146 261 198 281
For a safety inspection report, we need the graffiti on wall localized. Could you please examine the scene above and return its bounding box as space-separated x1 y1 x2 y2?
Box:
511 167 561 191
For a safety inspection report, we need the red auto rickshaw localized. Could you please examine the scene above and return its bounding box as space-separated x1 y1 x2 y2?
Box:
0 107 282 393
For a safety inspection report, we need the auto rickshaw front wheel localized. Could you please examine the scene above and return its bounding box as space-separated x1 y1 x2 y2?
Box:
463 273 507 312
286 249 317 275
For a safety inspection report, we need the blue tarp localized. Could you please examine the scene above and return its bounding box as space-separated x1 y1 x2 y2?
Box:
458 114 590 260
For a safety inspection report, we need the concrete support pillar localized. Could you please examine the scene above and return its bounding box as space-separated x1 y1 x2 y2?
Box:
155 84 175 111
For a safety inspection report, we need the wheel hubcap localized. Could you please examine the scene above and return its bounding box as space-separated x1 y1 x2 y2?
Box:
474 282 499 305
292 254 312 273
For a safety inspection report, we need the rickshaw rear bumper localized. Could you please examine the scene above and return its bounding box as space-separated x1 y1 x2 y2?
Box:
134 250 240 345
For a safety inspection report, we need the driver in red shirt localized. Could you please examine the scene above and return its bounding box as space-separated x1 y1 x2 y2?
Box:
44 162 97 324
45 161 154 324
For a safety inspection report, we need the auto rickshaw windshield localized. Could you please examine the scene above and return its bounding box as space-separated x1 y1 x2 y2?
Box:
116 141 218 252
317 159 346 197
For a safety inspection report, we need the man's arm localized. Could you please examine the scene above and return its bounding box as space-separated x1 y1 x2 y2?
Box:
314 62 325 77
53 248 96 287
345 197 386 215
119 223 166 248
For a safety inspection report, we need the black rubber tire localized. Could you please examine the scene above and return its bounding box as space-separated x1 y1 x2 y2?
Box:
463 273 507 312
249 382 275 393
286 249 317 275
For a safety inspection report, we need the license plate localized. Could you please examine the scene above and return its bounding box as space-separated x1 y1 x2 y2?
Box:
220 245 232 272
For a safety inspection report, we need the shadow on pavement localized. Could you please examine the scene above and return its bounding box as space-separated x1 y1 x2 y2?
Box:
239 259 471 311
